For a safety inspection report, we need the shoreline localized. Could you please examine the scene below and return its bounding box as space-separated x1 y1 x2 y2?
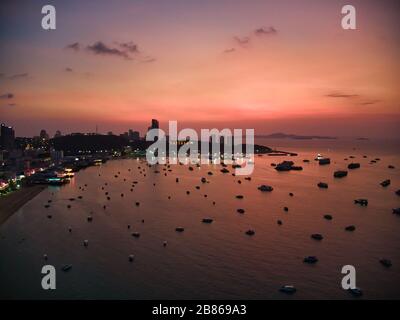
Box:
0 185 47 226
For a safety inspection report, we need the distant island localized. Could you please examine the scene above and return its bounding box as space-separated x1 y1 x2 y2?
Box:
256 133 337 140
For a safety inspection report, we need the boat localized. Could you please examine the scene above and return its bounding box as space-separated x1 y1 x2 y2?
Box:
258 185 273 192
175 227 185 232
318 182 328 189
318 158 331 165
380 179 391 187
275 161 294 171
245 229 255 236
279 285 297 294
392 208 400 215
379 259 392 268
311 234 323 240
348 288 363 297
354 199 368 206
202 218 213 224
303 256 318 264
345 225 356 231
61 264 72 272
348 163 360 169
334 170 348 178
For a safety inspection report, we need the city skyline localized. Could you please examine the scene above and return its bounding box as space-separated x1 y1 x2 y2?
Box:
1 0 400 138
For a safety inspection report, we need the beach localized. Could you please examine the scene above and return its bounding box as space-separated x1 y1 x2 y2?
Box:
0 185 46 226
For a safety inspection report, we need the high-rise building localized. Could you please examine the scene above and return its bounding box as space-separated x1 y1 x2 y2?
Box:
40 129 49 140
0 123 15 151
54 130 62 138
147 119 160 140
150 119 159 130
128 129 140 141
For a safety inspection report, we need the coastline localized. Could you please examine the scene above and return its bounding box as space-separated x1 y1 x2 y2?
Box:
0 185 47 226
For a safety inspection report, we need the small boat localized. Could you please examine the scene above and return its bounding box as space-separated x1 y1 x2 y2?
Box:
392 208 400 215
279 285 297 294
345 225 356 231
303 256 318 264
315 154 324 161
245 229 255 236
334 170 348 178
348 163 360 169
380 179 391 187
311 234 323 240
83 240 89 247
318 182 328 189
87 216 93 222
202 218 213 224
323 214 333 220
348 288 363 297
61 264 72 272
318 158 331 165
175 227 185 232
128 255 135 262
237 208 245 214
379 259 392 268
275 161 294 171
258 185 273 192
236 195 244 199
354 199 368 206
131 232 140 238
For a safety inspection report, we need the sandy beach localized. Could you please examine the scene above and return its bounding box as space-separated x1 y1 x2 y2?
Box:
0 185 46 226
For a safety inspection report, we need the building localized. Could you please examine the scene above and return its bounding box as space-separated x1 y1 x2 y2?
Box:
147 119 160 139
40 129 49 140
54 130 62 138
0 123 15 151
128 130 140 141
148 119 159 131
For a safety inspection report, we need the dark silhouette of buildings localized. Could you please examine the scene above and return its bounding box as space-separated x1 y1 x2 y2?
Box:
0 123 15 151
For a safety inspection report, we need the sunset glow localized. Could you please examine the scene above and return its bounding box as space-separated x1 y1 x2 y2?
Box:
1 0 399 137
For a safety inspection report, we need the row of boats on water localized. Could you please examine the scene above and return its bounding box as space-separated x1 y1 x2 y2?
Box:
28 158 108 185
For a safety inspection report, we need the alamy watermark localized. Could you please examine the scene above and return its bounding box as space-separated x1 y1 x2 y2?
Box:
146 121 255 175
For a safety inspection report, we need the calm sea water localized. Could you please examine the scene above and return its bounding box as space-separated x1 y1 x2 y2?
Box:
0 138 399 299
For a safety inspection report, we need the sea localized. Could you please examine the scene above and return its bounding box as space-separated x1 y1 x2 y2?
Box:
0 137 399 299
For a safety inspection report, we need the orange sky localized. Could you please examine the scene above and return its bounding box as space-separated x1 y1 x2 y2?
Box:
0 0 399 137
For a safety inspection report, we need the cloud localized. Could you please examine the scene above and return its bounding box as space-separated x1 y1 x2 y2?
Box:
254 26 278 36
8 73 29 80
0 93 14 99
223 48 236 53
86 41 131 60
118 41 139 53
65 40 151 61
141 56 156 63
325 92 359 98
65 67 73 72
65 42 80 51
234 36 250 46
360 100 381 105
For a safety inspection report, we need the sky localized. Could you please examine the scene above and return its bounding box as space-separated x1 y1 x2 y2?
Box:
0 0 399 138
